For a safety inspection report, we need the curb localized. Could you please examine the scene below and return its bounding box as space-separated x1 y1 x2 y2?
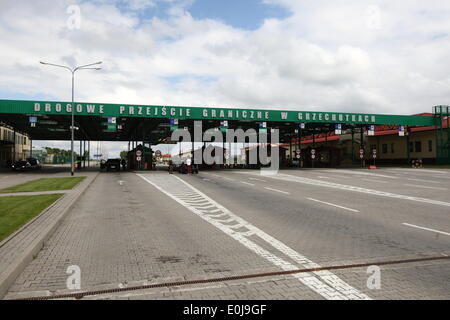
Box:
0 172 99 299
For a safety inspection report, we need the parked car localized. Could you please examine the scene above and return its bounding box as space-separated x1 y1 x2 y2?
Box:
11 160 31 171
105 159 121 172
26 158 42 170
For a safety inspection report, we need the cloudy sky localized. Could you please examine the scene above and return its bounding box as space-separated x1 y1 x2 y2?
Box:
1 0 449 157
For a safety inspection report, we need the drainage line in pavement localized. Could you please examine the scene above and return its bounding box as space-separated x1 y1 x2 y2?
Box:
13 255 450 300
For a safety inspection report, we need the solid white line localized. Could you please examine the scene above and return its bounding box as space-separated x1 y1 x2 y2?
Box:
403 223 450 236
307 198 360 213
241 181 255 186
404 184 447 191
264 187 290 195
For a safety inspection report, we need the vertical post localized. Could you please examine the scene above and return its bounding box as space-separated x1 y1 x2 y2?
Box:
351 128 355 163
360 126 365 167
312 128 315 168
83 140 86 168
447 106 450 164
30 139 33 158
289 133 292 167
79 140 82 170
88 141 90 168
191 124 194 163
71 72 75 176
406 127 410 165
298 125 302 168
13 130 16 162
223 131 225 168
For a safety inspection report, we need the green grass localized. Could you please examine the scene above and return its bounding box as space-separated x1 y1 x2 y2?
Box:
0 177 85 194
0 194 63 241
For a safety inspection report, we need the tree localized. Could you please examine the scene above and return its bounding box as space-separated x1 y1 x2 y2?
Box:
120 151 128 159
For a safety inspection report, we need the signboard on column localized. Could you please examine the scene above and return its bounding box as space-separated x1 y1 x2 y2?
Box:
398 126 405 136
220 120 228 133
169 119 178 131
368 125 375 136
335 124 342 135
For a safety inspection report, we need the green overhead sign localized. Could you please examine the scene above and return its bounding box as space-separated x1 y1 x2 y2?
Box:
0 99 435 126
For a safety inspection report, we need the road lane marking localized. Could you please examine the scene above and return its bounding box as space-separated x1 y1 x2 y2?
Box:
137 173 370 300
389 168 448 174
241 172 450 208
248 177 267 182
334 169 397 179
404 184 447 191
241 181 255 186
406 178 441 184
403 223 450 236
307 198 360 213
361 178 388 183
264 187 290 195
211 174 235 182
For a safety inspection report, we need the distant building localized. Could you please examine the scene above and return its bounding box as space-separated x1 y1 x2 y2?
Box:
0 124 31 167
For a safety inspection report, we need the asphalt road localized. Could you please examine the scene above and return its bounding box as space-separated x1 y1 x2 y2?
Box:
4 168 450 300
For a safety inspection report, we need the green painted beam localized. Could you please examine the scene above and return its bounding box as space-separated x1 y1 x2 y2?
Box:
0 99 435 126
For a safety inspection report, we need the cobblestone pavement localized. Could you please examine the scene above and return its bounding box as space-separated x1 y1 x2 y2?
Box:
5 169 450 300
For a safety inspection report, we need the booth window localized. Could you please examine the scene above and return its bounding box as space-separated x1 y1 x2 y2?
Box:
415 141 422 153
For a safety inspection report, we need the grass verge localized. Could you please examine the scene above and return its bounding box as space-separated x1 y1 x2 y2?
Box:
0 194 63 241
0 177 85 193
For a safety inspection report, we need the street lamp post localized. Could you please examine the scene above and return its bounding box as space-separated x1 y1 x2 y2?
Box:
40 61 102 176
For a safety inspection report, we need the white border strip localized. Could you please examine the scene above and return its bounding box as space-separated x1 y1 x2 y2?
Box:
403 223 450 236
307 198 360 213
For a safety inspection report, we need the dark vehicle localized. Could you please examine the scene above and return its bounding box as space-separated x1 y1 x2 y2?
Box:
27 158 42 170
178 163 199 174
11 160 31 171
105 158 121 171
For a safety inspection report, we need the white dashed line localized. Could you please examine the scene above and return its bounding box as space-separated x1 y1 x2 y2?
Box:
307 198 360 213
264 187 290 195
403 223 450 236
389 168 448 174
334 169 397 179
406 178 441 184
242 172 450 208
241 181 255 186
361 178 388 184
248 177 267 182
404 184 447 191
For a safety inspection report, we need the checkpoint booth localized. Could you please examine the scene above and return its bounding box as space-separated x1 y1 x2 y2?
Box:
127 144 154 170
